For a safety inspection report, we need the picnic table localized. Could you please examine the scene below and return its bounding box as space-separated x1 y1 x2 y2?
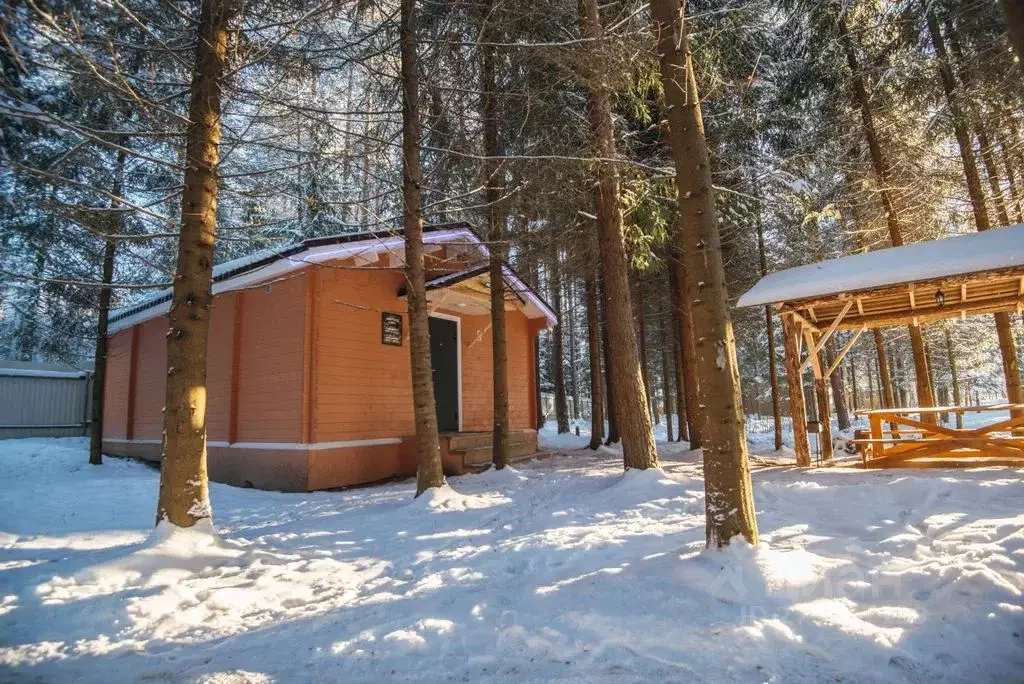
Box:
850 404 1024 468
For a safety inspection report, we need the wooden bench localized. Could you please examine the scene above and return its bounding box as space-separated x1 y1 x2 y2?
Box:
850 430 905 467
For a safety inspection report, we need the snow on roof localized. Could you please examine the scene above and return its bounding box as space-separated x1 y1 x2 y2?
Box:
0 368 89 379
413 265 558 326
737 225 1024 308
0 360 91 378
108 225 479 333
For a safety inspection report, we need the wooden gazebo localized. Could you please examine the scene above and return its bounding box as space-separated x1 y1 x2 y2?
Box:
737 225 1024 468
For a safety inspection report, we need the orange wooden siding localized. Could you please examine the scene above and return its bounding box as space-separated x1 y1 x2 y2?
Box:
103 329 132 439
313 267 415 442
311 265 538 440
103 254 544 490
234 274 307 443
204 293 236 442
131 317 167 440
456 310 533 431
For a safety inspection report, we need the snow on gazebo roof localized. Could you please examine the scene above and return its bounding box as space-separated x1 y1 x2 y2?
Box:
737 224 1024 308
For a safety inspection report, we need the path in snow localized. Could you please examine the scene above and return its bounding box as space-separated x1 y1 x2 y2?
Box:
0 435 1022 683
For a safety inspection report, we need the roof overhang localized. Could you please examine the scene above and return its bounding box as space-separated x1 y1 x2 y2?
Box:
399 264 557 327
108 224 485 333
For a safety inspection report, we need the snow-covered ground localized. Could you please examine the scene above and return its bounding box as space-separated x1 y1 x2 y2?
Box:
2 433 1023 683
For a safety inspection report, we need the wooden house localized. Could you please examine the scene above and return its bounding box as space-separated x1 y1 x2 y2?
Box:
102 223 555 490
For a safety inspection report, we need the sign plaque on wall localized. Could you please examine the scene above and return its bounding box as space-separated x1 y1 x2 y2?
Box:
381 312 403 346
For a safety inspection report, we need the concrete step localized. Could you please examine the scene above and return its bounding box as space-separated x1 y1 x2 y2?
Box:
447 430 534 452
446 432 492 451
460 439 538 467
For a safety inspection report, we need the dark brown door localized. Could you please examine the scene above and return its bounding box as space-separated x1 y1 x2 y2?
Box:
429 316 459 432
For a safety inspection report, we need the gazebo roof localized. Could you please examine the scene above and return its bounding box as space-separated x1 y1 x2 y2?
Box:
737 225 1024 332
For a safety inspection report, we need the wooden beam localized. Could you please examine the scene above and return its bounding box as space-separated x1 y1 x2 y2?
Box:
816 298 853 349
908 283 916 310
798 299 852 373
781 266 1024 311
779 306 820 334
824 326 866 379
830 294 1024 330
802 327 825 379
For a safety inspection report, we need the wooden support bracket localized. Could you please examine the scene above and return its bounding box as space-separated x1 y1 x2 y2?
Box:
779 307 820 336
798 299 852 374
802 327 825 380
824 326 865 380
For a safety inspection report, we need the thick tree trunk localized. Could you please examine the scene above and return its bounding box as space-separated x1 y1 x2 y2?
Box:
481 21 509 469
757 214 783 450
944 328 964 429
580 0 657 469
927 11 1024 413
156 0 238 527
658 295 675 443
585 266 604 449
841 15 935 419
401 0 444 496
550 250 570 433
650 0 756 545
781 316 811 467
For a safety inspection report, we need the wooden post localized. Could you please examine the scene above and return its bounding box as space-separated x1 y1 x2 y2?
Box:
804 327 834 463
781 315 811 466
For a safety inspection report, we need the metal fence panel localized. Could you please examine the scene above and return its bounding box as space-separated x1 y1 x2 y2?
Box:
0 364 91 439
